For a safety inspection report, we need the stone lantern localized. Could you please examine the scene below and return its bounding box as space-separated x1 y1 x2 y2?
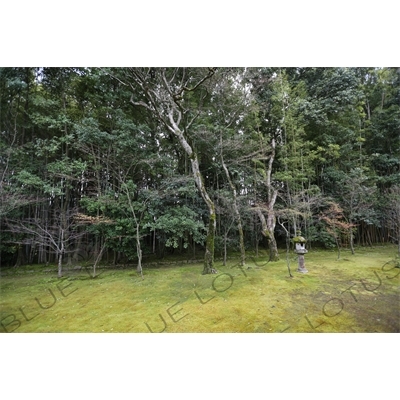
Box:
293 231 308 273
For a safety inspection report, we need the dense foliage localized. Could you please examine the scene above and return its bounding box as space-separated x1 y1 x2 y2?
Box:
1 67 399 274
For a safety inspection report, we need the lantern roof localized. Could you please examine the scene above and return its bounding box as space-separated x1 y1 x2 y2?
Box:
293 231 307 243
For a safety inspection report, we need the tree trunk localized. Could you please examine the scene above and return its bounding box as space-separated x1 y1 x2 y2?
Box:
278 219 293 277
256 206 279 261
335 235 341 260
203 205 216 274
197 164 216 274
350 224 355 255
265 137 279 261
72 235 83 264
223 231 228 266
124 187 144 278
14 245 24 268
58 253 63 278
267 208 279 261
127 68 218 274
168 113 217 274
136 232 143 278
268 231 279 261
398 229 400 256
93 239 107 278
255 136 279 261
221 153 246 266
58 231 64 278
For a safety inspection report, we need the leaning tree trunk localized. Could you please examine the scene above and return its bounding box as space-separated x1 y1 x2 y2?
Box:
267 211 279 261
255 136 279 261
256 207 279 262
191 152 216 274
127 67 218 275
221 153 246 267
136 227 143 279
93 239 107 278
169 112 217 274
265 137 279 261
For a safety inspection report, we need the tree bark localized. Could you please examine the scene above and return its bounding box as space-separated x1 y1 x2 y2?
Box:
265 137 279 261
256 205 279 261
58 253 63 278
93 239 107 278
58 229 65 277
255 136 279 261
127 68 217 274
221 153 246 267
124 187 144 278
167 110 217 274
350 223 355 255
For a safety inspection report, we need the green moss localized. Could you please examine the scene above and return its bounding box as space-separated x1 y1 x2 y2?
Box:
1 246 398 333
293 231 307 243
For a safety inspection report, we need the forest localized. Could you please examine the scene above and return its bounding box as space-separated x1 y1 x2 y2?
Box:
1 67 399 276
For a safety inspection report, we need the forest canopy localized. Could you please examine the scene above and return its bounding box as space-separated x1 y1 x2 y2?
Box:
1 67 399 275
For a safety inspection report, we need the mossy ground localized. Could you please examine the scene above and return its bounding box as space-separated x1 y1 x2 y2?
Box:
1 246 398 333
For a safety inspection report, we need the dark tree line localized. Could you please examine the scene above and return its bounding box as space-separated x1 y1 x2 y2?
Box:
1 67 399 274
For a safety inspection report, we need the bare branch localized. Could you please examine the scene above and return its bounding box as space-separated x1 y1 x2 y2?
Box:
182 68 217 92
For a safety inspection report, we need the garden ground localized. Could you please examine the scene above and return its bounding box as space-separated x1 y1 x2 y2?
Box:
1 245 398 333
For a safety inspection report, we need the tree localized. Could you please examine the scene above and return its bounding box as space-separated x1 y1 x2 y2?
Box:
117 68 219 274
0 68 38 265
6 205 86 277
253 136 279 261
1 67 399 270
246 68 286 262
319 202 354 260
144 176 206 258
385 186 400 255
220 147 246 266
339 168 378 254
211 70 254 267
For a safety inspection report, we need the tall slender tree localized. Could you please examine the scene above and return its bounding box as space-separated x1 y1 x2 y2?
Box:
117 68 219 274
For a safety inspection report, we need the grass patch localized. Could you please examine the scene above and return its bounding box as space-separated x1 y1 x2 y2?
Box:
1 246 398 333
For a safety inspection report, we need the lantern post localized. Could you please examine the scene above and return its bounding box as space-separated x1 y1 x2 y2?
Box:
293 231 308 273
